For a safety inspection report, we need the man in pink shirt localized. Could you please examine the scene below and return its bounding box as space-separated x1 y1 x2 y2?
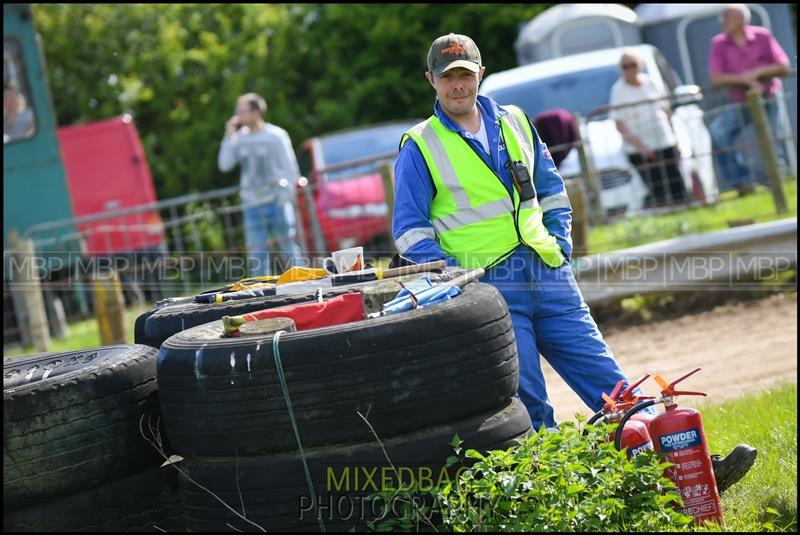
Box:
707 4 790 194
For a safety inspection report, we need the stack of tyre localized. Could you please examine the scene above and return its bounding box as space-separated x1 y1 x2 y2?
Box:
3 345 183 532
155 281 531 532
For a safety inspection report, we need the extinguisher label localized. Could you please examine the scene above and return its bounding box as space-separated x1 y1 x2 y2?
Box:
658 428 702 452
629 440 654 456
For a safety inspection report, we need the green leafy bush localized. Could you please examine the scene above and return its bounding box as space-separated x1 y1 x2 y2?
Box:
369 419 694 532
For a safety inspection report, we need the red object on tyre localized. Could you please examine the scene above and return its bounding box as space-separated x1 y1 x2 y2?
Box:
234 292 365 333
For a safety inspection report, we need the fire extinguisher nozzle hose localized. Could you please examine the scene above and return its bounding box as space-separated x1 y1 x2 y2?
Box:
587 409 605 426
614 399 658 452
583 409 607 436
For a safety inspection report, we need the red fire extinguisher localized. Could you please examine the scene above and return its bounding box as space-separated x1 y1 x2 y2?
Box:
589 374 655 457
615 368 723 525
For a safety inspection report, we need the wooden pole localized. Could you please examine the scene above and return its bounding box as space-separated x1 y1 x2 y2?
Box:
8 230 51 352
301 183 328 257
564 178 589 257
94 269 127 345
573 112 604 226
745 89 788 214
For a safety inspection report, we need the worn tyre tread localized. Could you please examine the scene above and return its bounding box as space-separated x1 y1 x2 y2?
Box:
4 345 162 509
158 320 512 400
4 466 183 532
162 350 517 427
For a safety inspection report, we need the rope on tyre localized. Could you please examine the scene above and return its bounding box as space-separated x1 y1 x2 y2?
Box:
273 330 326 532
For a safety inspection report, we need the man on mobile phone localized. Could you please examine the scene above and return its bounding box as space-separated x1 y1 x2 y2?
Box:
218 93 302 276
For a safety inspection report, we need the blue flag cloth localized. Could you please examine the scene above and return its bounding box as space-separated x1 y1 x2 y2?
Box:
381 276 462 315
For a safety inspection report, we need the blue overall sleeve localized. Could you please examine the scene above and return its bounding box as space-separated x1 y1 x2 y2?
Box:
529 119 574 261
392 139 460 266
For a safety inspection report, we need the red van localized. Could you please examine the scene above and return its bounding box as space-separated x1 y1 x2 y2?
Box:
57 115 166 254
295 120 419 254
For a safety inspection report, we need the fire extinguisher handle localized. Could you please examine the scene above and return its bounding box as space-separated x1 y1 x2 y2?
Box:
672 390 707 397
608 379 626 401
668 367 702 390
655 367 704 397
620 374 650 400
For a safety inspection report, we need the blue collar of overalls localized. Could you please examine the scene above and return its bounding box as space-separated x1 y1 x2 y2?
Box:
432 95 508 135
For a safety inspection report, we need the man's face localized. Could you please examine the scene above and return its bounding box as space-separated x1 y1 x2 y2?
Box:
721 8 744 35
235 100 260 128
4 89 19 119
426 66 485 119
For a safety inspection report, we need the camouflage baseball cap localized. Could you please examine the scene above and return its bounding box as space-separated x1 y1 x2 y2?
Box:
427 33 482 77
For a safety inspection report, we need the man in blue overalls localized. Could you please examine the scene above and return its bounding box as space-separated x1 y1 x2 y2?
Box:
392 34 754 492
393 33 629 430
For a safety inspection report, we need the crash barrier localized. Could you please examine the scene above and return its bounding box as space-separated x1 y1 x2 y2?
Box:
133 220 796 347
4 273 532 531
580 71 797 223
2 345 184 531
574 217 797 306
152 279 530 531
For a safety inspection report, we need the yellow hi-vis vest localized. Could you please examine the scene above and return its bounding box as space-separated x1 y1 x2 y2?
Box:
400 105 567 270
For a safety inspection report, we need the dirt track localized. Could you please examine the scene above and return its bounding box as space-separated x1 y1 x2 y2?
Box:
542 293 798 423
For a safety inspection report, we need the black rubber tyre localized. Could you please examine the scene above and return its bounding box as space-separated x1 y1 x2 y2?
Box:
179 398 532 532
143 269 463 349
3 465 184 532
134 307 158 347
157 281 518 457
3 345 162 509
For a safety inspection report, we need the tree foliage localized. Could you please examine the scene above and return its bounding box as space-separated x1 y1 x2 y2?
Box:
32 4 550 198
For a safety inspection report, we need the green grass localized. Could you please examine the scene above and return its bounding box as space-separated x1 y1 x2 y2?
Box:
694 382 797 532
3 282 216 358
589 178 798 252
3 302 154 358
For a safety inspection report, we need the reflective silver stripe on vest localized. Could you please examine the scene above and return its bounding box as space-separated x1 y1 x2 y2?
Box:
432 197 514 234
520 197 539 211
418 125 472 211
395 227 437 253
540 191 571 212
503 107 535 166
